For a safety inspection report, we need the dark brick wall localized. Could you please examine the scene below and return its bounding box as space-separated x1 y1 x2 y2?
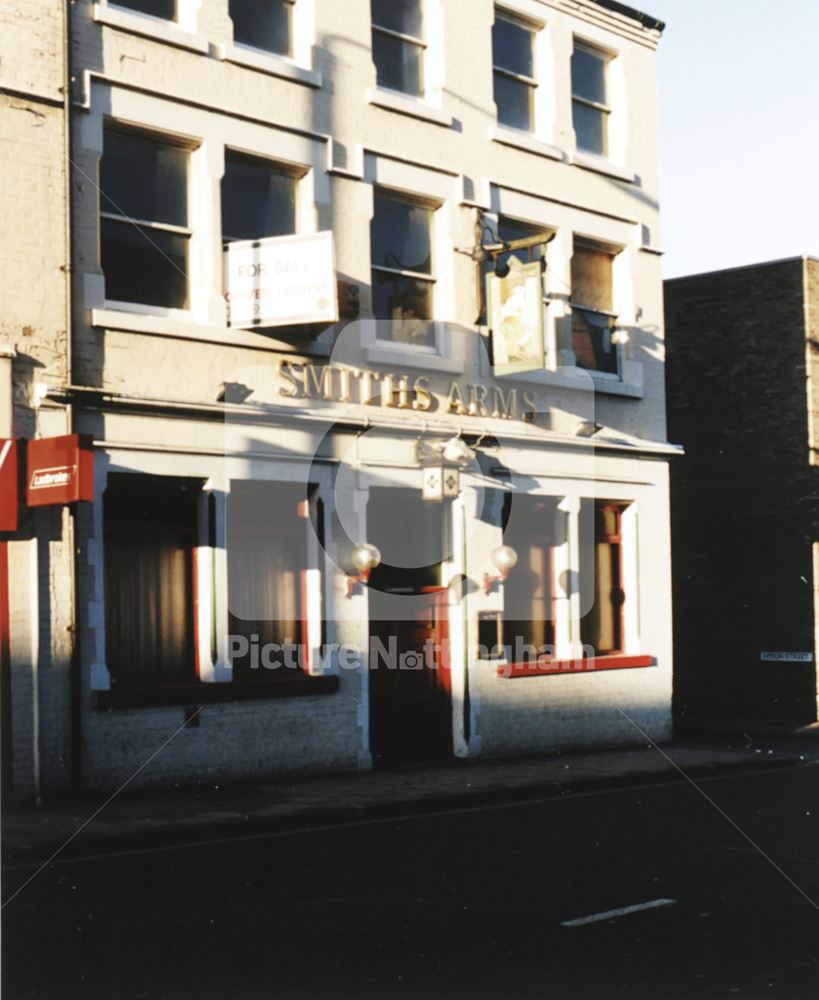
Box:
665 258 818 724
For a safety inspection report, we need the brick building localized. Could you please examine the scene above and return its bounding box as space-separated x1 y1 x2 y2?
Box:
0 2 73 800
665 257 819 729
2 0 676 799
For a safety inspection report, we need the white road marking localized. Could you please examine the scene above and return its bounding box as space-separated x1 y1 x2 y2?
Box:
561 898 676 927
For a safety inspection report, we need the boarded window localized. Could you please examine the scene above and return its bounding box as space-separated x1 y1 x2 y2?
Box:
571 239 618 374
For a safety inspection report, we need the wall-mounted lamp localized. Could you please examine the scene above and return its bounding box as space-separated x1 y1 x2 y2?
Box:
346 543 382 598
483 544 519 595
494 256 511 279
441 435 476 466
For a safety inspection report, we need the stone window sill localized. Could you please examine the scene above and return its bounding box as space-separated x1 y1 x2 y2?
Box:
367 88 453 128
217 42 322 88
489 125 564 162
93 4 208 54
572 150 635 183
94 675 339 710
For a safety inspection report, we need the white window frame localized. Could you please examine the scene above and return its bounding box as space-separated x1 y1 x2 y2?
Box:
488 1 556 157
371 0 427 99
220 0 322 88
361 154 463 372
93 0 207 52
99 123 195 316
80 83 327 339
474 482 644 668
570 234 625 383
492 9 538 134
370 189 440 355
485 186 643 397
571 40 612 158
88 455 330 691
220 148 304 244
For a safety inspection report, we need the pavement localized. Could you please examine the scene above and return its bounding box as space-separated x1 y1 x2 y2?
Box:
4 734 817 867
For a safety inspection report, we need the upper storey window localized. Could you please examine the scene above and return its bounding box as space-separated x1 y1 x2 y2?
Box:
371 0 425 97
113 0 176 18
99 127 190 309
221 151 298 242
571 43 610 156
492 11 537 132
571 238 618 375
370 192 436 347
229 0 293 57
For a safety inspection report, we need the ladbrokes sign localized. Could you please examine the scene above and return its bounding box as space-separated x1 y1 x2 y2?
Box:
26 434 94 508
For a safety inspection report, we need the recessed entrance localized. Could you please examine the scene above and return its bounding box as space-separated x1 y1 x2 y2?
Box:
366 488 453 765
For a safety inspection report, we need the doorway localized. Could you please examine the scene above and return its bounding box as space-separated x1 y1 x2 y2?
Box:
366 488 453 765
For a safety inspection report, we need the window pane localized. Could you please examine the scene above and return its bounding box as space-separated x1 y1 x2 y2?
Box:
371 195 432 274
101 218 188 308
572 46 607 104
372 273 435 344
573 100 607 155
371 0 423 39
101 130 187 226
494 72 533 131
221 152 297 241
229 0 291 56
372 30 423 96
227 481 309 682
502 495 556 657
572 311 618 373
113 0 176 19
496 218 547 265
571 243 613 311
492 16 533 78
104 476 198 687
579 501 624 655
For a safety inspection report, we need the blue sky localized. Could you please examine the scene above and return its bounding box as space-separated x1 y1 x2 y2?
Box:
644 0 819 277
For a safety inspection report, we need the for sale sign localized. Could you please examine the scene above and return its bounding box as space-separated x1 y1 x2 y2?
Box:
224 232 338 330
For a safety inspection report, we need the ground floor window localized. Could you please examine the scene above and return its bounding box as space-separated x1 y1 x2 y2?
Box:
226 481 312 681
104 475 201 687
580 500 626 656
501 494 557 658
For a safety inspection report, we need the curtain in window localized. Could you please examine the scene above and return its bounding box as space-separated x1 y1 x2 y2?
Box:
104 477 199 687
226 482 309 680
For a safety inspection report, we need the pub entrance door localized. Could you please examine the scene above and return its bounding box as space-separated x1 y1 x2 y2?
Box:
366 488 453 765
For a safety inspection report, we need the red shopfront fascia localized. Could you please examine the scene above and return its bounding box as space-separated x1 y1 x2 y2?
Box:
26 434 94 508
0 439 18 531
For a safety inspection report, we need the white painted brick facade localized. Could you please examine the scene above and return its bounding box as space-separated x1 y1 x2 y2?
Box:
3 0 674 796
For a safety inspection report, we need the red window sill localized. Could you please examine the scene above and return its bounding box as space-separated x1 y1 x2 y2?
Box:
94 675 339 710
497 654 655 679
